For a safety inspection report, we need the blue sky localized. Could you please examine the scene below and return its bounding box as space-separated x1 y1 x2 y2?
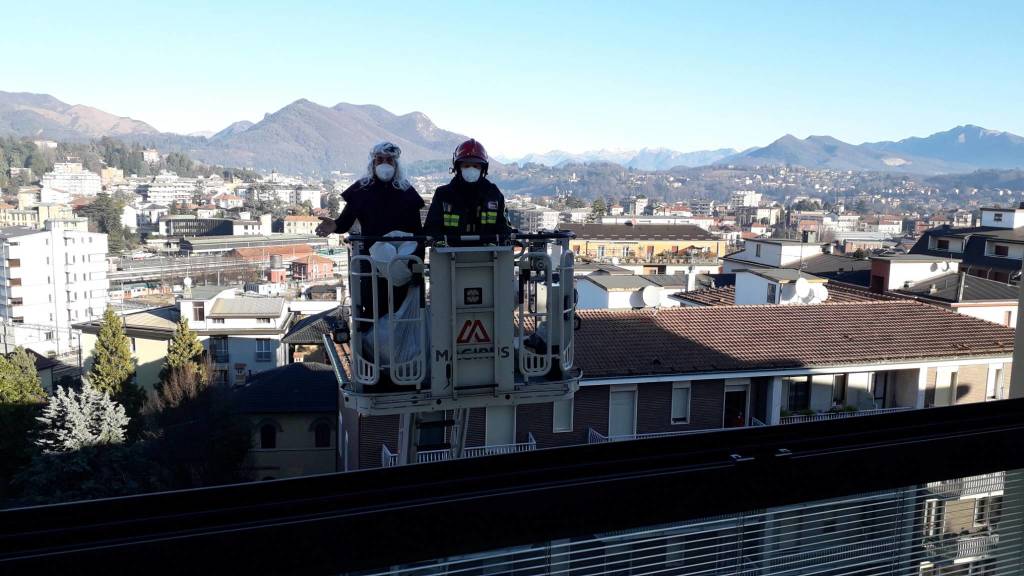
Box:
5 0 1023 156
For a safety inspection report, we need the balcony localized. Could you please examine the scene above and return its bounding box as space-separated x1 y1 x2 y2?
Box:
381 433 537 467
928 472 1006 499
780 406 914 424
211 353 230 364
924 532 1000 563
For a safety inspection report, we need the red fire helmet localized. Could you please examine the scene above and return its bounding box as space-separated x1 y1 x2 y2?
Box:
453 139 489 169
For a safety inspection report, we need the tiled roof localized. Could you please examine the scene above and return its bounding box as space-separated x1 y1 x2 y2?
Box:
900 272 1019 303
285 215 320 222
643 274 690 288
563 223 717 241
231 245 314 261
209 297 284 317
185 285 234 300
572 300 1012 378
283 308 345 344
233 362 337 414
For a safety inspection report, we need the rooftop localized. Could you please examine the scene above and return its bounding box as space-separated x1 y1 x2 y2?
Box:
673 282 895 307
75 306 180 336
642 274 690 288
740 269 828 284
233 362 337 414
871 254 959 263
185 285 234 300
900 272 1019 303
574 262 633 275
283 308 345 344
573 300 1013 378
562 223 717 241
580 275 656 291
209 297 285 318
284 215 321 222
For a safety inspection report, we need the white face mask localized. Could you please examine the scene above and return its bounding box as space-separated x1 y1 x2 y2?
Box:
374 163 395 182
461 167 481 183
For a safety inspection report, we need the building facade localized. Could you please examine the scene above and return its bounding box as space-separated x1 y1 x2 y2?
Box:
0 222 108 355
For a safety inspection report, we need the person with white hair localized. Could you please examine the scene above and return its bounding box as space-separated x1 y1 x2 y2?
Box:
317 142 424 330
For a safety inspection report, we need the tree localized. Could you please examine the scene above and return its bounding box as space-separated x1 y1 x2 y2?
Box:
0 347 46 495
591 198 607 218
146 359 251 488
0 347 43 405
35 382 129 453
327 193 341 218
78 192 126 253
88 308 142 416
160 317 206 388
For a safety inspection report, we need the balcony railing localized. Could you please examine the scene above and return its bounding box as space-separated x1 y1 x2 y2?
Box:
212 353 230 364
382 433 538 467
925 532 1000 562
781 406 913 424
588 427 715 444
928 471 1007 499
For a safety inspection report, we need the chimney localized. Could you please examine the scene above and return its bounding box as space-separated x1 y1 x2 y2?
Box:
929 284 938 295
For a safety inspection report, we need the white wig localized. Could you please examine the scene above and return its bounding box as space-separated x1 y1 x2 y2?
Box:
359 141 411 190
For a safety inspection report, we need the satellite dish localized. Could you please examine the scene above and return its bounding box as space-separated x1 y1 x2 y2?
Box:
611 257 620 265
183 277 192 287
816 285 829 303
794 276 811 298
630 285 661 308
641 285 660 307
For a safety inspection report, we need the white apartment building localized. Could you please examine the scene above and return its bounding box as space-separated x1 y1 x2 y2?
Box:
730 190 762 207
40 162 102 203
0 221 108 355
508 206 560 233
145 171 198 205
142 148 161 164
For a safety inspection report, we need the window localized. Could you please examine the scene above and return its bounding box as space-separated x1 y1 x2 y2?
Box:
314 422 331 448
212 318 225 324
194 302 205 321
975 497 989 526
256 339 272 362
755 243 762 257
924 499 942 537
210 337 229 363
553 398 573 432
766 283 777 303
832 374 848 405
257 317 273 324
994 212 1004 222
936 239 949 250
994 244 1009 257
785 376 810 411
260 424 277 449
988 367 1003 400
671 383 691 424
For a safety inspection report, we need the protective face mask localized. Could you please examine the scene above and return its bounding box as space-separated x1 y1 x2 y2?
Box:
461 167 481 183
374 163 396 181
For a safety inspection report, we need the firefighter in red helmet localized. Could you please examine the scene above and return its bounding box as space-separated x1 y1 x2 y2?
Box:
425 138 513 237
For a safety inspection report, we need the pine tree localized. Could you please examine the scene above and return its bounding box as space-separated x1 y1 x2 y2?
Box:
160 317 207 388
89 307 142 413
0 346 44 404
35 383 129 453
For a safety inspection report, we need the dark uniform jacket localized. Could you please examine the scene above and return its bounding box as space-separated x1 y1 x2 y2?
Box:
424 176 513 237
333 178 424 325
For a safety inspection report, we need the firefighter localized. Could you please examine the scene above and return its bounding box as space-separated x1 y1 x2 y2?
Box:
316 142 424 329
424 138 514 238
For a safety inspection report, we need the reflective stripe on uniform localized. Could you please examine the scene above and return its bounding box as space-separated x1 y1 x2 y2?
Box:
443 213 460 227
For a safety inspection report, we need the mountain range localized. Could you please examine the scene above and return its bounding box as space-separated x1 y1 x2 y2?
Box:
502 148 738 170
1 91 1023 176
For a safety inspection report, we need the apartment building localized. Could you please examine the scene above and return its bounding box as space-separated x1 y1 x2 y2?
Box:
912 204 1024 283
143 171 198 205
565 224 728 261
283 215 320 235
77 286 294 389
722 237 872 283
0 221 108 355
40 162 102 203
0 203 74 229
507 206 560 233
328 299 1013 470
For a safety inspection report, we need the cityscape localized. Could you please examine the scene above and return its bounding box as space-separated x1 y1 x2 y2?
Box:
2 1 1024 574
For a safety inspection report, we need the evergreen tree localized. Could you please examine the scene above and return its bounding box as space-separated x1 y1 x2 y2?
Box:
160 317 206 387
590 198 607 219
327 193 341 218
0 347 44 404
88 308 142 413
0 347 46 493
35 383 129 453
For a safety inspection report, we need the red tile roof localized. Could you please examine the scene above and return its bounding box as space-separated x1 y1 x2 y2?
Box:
572 301 1013 378
230 245 314 261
